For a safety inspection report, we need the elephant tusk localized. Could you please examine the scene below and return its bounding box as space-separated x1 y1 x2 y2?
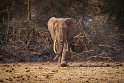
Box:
53 39 57 53
53 39 59 61
53 54 59 61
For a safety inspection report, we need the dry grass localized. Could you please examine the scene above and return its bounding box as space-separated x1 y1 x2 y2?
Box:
1 15 124 62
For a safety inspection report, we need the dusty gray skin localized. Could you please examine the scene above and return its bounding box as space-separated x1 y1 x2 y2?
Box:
48 17 76 67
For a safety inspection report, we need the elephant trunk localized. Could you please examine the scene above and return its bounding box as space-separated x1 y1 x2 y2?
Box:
59 27 64 54
53 27 65 60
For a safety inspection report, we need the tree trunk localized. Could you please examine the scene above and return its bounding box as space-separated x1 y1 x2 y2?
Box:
28 0 31 20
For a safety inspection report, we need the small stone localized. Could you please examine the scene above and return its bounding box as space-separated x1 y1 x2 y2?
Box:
8 77 13 81
0 79 4 82
117 64 123 66
39 67 43 69
79 64 83 67
45 75 50 79
26 70 30 72
51 70 58 73
11 68 15 70
25 67 28 69
22 78 25 80
9 70 12 72
5 70 9 72
106 64 111 67
60 63 69 67
26 75 30 79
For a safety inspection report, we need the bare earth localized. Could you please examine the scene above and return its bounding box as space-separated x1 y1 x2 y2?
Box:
0 62 124 83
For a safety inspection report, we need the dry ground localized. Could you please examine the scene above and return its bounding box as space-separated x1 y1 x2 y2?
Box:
0 62 124 83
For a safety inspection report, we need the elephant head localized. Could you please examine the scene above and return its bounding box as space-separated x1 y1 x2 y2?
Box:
48 17 76 67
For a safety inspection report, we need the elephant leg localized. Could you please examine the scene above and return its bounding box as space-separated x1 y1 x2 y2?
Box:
60 49 68 67
57 56 61 66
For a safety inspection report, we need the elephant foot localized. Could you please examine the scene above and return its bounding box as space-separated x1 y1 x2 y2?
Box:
57 63 69 67
60 61 69 67
60 63 69 67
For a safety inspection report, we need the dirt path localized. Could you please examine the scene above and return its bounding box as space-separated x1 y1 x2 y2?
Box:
0 62 124 83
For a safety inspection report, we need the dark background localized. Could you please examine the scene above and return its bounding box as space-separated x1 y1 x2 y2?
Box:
0 0 124 63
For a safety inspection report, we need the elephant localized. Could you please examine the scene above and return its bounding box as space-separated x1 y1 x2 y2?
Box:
48 17 76 67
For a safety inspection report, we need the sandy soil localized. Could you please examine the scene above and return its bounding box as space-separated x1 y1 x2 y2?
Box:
0 62 124 83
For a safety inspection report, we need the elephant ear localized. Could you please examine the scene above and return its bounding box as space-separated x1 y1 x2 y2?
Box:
65 18 76 41
48 17 58 41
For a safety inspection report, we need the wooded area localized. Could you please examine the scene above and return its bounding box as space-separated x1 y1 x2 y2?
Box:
0 0 124 62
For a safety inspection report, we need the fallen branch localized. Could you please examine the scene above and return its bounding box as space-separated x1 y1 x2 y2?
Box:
87 55 114 62
99 44 121 51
